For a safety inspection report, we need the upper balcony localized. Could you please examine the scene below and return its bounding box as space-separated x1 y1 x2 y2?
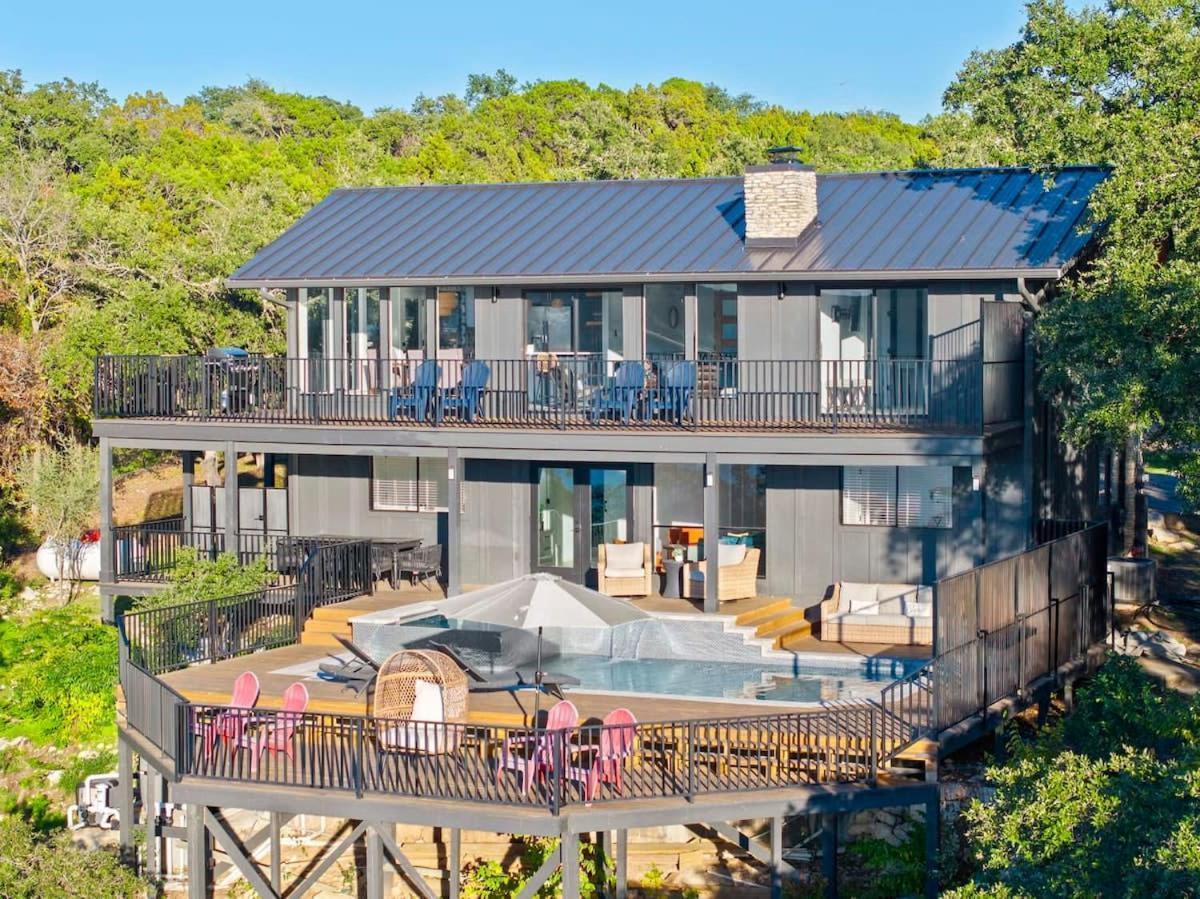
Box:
94 354 998 435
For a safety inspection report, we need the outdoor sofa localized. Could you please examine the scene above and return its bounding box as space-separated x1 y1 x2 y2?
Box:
817 582 933 645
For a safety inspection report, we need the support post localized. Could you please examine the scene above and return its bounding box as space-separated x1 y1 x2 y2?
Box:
769 816 784 899
99 437 115 620
703 452 720 613
117 735 134 865
143 766 158 877
447 448 461 597
223 442 239 543
594 832 608 899
449 827 461 899
561 832 580 899
924 797 940 899
615 829 628 899
270 811 283 894
181 450 196 530
821 813 838 899
186 804 212 899
365 825 384 899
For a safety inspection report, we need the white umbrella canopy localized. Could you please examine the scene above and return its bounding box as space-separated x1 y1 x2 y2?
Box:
434 572 650 631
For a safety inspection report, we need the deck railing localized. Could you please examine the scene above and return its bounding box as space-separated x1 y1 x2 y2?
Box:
93 354 984 432
121 538 373 674
175 701 892 810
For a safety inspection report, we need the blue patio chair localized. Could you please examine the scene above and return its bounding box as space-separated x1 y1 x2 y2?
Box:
436 360 491 423
388 360 439 422
646 360 697 425
590 361 645 424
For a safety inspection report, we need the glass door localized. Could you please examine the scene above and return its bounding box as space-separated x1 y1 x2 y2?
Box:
532 465 632 584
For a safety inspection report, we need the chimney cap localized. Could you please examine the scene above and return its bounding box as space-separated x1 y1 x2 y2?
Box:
765 145 808 165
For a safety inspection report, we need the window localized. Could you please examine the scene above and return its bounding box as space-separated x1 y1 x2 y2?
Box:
392 287 426 355
526 290 623 357
842 466 952 528
645 283 687 357
372 457 449 512
437 288 474 356
303 288 332 358
697 283 738 359
720 464 766 577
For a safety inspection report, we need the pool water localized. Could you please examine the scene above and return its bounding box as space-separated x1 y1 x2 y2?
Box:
539 653 924 704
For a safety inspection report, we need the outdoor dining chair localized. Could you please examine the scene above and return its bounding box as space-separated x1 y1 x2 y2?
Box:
584 707 637 800
388 359 439 422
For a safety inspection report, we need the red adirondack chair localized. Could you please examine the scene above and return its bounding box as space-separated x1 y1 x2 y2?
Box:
586 708 637 800
242 682 309 774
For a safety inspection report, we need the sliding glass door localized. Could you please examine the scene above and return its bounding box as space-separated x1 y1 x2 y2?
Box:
532 464 631 585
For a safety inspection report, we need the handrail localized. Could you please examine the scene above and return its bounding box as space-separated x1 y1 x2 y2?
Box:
93 354 986 432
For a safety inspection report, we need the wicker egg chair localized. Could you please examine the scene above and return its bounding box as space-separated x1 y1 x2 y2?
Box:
373 649 469 754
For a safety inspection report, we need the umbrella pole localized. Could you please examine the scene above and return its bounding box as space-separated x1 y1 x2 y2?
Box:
532 627 544 728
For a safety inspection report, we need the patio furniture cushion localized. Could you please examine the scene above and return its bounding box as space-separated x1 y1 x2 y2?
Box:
604 543 645 576
716 543 747 566
847 596 881 615
411 679 442 721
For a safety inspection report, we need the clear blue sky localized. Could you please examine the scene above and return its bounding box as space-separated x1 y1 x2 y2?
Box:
1 0 1034 121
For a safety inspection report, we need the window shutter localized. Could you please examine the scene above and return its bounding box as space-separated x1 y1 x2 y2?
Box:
843 466 896 526
897 467 953 528
373 457 418 511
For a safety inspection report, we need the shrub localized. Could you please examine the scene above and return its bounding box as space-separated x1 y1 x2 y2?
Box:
0 816 144 897
135 546 273 609
947 656 1200 897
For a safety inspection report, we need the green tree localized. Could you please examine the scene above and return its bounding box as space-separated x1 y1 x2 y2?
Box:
0 816 143 898
138 546 273 609
14 442 97 599
943 0 1200 503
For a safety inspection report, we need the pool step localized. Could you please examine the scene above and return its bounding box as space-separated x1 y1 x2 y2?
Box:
753 608 810 640
776 628 816 651
733 599 793 628
300 630 348 648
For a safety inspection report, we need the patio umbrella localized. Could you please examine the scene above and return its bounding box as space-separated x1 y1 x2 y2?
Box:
433 572 650 631
433 573 651 724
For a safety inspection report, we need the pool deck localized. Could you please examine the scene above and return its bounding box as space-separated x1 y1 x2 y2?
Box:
156 587 930 726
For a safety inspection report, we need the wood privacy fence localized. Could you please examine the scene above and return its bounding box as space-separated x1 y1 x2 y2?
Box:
931 524 1108 730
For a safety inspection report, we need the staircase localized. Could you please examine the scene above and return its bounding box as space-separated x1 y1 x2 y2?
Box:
298 604 358 648
732 599 815 651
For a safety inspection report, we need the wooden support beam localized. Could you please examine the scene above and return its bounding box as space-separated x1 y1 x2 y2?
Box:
286 820 367 899
143 766 158 877
594 832 608 899
821 813 838 899
615 829 628 899
365 826 384 899
186 804 212 899
270 812 283 894
204 809 278 899
770 816 784 899
702 453 720 614
696 822 772 866
449 828 461 899
561 833 581 899
223 442 238 542
447 447 461 596
514 845 561 899
375 824 438 899
117 736 134 865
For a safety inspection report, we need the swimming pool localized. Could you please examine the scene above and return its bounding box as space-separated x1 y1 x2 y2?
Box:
352 610 925 705
539 653 923 704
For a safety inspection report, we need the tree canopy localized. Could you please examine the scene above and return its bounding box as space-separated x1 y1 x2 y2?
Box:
945 0 1200 502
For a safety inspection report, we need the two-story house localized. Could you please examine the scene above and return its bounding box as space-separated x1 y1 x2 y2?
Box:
93 157 1107 616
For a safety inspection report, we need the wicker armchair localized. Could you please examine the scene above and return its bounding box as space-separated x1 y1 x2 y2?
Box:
682 546 760 603
597 543 652 597
373 650 468 754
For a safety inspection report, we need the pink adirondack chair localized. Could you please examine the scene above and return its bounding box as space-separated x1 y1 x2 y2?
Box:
496 700 579 795
197 671 260 758
242 682 309 774
586 708 637 800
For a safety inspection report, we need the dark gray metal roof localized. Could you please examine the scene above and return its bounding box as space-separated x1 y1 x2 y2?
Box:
228 166 1107 287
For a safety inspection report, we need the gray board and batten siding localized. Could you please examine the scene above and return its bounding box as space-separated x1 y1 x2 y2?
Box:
228 167 1107 287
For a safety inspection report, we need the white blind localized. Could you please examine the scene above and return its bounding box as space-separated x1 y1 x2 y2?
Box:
842 466 896 526
898 467 953 528
373 457 451 512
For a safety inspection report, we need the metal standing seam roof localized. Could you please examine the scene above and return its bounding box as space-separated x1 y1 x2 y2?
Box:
227 166 1108 287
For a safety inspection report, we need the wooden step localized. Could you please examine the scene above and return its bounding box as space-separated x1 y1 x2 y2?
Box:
776 629 817 651
733 599 792 628
753 608 810 639
311 606 363 623
302 617 354 636
300 628 348 643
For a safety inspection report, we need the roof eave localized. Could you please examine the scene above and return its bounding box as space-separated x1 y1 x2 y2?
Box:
226 266 1067 290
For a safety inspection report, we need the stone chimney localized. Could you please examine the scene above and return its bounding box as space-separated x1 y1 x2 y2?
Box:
743 152 817 248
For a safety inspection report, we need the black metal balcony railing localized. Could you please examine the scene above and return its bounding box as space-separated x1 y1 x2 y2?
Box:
94 355 985 432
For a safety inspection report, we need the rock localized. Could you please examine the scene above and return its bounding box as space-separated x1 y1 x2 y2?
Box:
46 770 64 787
77 749 101 760
0 736 29 751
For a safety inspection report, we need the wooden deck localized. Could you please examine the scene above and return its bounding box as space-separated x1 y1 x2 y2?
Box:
158 588 929 726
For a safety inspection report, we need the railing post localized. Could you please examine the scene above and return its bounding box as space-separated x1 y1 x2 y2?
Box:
869 709 878 785
354 718 364 799
207 599 218 664
550 729 564 815
686 721 696 802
